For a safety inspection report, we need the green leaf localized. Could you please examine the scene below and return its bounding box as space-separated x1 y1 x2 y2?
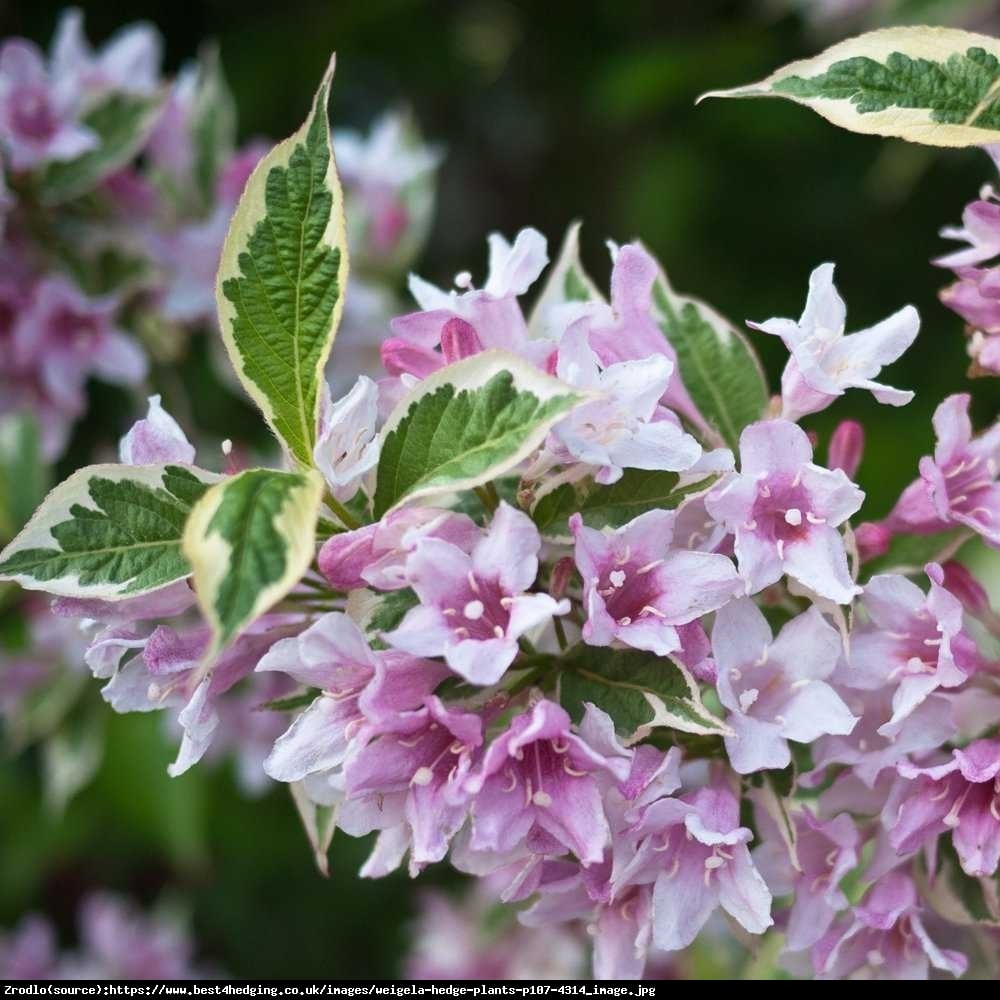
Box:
182 468 323 656
0 464 219 599
532 469 716 536
528 222 603 337
259 689 321 712
559 644 731 741
367 587 419 635
373 350 585 518
0 412 49 543
190 44 237 207
647 257 768 451
700 26 1000 147
216 54 347 468
861 526 972 580
40 92 165 204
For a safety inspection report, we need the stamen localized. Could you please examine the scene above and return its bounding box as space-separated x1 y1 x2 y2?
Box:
500 596 514 609
776 539 785 560
617 616 632 626
759 484 771 498
636 560 663 575
806 512 826 525
502 769 518 793
532 790 553 807
615 545 632 566
411 766 434 786
744 519 758 531
493 625 504 638
640 605 665 619
784 508 802 526
563 758 587 777
442 608 458 617
467 572 480 594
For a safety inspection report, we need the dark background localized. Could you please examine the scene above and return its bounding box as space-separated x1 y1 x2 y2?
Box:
1 0 998 978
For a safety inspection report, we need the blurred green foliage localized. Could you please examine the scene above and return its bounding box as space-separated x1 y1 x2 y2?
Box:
1 0 998 978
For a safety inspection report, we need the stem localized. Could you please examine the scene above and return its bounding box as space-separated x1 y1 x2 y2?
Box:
553 616 568 651
474 483 499 514
326 493 362 531
507 664 548 697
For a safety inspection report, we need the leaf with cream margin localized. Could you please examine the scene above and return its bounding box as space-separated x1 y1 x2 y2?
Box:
182 468 323 658
699 26 1000 148
527 221 604 338
40 91 165 204
645 247 768 451
372 350 586 518
559 645 731 743
0 464 218 599
290 781 338 877
216 54 348 468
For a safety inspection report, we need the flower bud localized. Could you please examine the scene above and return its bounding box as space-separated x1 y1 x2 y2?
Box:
828 420 864 479
940 561 992 618
440 317 483 364
549 556 575 600
854 521 891 562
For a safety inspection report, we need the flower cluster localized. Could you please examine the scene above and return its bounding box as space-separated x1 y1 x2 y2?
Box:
0 892 219 979
936 146 1000 378
2 25 999 983
21 224 996 980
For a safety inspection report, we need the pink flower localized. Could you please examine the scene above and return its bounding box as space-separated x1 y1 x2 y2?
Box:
344 696 483 870
849 565 979 733
549 325 702 484
754 807 859 951
891 739 1000 877
257 612 446 786
12 276 146 412
118 395 195 465
916 393 1000 548
705 420 864 603
813 872 966 980
382 228 550 382
713 599 856 773
935 198 1000 269
318 506 480 592
559 243 706 432
465 699 619 866
313 376 380 500
749 263 918 421
571 508 740 657
614 784 773 952
0 39 96 171
386 502 569 685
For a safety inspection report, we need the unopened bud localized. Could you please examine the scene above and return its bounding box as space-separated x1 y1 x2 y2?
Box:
940 561 992 618
828 420 864 479
549 557 575 600
440 317 483 364
854 521 891 562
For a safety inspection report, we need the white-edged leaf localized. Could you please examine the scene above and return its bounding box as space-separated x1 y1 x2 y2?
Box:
290 781 338 877
528 221 604 337
216 54 348 468
40 91 166 204
0 464 219 599
558 645 731 742
646 247 768 451
700 26 1000 148
373 350 586 518
182 467 323 657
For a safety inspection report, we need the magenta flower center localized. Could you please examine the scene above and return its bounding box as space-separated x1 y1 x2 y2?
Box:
749 474 816 549
442 572 511 641
10 86 58 142
596 548 666 627
48 306 101 350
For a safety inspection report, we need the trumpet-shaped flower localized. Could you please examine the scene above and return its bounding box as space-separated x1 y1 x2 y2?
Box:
713 600 856 773
749 263 918 421
705 420 864 603
571 508 740 657
385 502 568 685
551 325 702 484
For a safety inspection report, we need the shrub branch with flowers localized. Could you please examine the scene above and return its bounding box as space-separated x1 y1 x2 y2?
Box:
2 20 999 981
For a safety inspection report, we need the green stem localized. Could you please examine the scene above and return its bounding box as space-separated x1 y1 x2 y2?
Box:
553 616 568 651
326 493 362 531
474 483 499 514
